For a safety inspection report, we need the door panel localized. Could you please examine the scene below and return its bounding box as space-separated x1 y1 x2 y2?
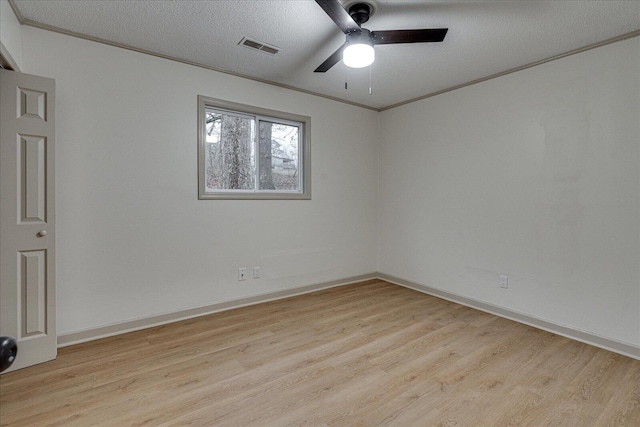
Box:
20 250 47 337
20 135 48 223
1 69 56 372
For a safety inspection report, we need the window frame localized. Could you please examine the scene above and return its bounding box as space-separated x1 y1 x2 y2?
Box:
198 95 311 200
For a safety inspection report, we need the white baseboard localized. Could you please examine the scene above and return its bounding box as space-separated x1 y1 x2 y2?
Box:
58 271 640 361
377 272 640 361
57 273 378 347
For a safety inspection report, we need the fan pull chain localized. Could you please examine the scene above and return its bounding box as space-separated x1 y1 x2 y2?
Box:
345 67 348 90
369 64 372 95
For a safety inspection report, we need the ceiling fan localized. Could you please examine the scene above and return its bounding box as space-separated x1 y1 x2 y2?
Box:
314 0 448 72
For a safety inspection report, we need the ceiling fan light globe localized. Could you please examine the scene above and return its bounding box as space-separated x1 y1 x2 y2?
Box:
343 43 375 68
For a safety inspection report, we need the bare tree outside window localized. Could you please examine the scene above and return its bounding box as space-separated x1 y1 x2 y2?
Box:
205 112 255 191
258 121 275 190
259 121 299 191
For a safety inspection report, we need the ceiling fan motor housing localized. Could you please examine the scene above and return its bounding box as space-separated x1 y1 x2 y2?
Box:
346 28 373 46
348 3 371 26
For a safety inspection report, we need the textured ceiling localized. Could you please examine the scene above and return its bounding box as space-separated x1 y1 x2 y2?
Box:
11 0 640 110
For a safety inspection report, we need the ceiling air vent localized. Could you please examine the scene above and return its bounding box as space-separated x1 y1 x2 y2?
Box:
239 37 281 55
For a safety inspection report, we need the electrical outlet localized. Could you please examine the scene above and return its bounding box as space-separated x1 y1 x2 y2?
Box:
500 275 508 289
253 267 260 279
238 267 246 281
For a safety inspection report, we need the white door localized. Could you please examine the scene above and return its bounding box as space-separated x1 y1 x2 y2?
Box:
0 69 56 372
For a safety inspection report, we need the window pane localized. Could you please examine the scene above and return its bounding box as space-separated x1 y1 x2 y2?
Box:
205 111 255 190
198 96 310 200
258 121 300 191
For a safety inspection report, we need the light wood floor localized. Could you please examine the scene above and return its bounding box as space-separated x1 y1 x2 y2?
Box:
1 280 639 426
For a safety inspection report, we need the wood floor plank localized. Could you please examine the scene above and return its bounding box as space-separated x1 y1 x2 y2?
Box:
595 363 640 426
1 280 639 426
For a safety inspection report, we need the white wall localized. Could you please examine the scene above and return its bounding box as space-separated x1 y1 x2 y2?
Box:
378 37 640 346
21 27 379 335
0 0 22 70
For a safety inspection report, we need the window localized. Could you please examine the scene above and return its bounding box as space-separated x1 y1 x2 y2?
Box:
198 96 310 200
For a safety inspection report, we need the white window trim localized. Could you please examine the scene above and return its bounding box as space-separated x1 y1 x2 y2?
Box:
198 95 311 200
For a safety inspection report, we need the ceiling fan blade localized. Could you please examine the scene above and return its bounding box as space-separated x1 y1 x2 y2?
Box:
372 28 448 45
314 43 347 73
315 0 361 34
